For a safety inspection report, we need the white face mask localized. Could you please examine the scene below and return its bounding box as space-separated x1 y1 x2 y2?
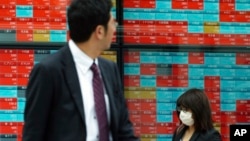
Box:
179 110 194 126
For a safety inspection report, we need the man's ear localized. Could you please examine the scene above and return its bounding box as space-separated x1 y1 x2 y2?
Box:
95 25 105 40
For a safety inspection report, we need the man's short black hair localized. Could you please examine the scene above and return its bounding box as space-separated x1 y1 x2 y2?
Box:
67 0 113 43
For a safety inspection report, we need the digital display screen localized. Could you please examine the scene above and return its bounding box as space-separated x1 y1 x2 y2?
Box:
1 0 250 141
0 48 118 141
123 0 250 46
123 49 250 141
0 0 117 44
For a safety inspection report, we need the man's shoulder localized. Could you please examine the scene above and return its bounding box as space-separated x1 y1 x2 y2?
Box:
98 56 116 65
40 46 68 63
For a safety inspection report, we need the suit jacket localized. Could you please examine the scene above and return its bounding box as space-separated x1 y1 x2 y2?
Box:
172 126 222 141
22 45 139 141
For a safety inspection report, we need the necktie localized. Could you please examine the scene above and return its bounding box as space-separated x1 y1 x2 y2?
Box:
90 62 109 141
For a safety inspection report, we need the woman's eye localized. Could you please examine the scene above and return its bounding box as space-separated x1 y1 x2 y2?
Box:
182 108 188 112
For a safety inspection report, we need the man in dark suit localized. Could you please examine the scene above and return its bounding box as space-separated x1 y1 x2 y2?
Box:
22 0 139 141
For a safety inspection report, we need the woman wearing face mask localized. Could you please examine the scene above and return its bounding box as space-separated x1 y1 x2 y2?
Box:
172 88 222 141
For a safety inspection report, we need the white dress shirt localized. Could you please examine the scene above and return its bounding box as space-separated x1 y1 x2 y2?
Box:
69 40 111 141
